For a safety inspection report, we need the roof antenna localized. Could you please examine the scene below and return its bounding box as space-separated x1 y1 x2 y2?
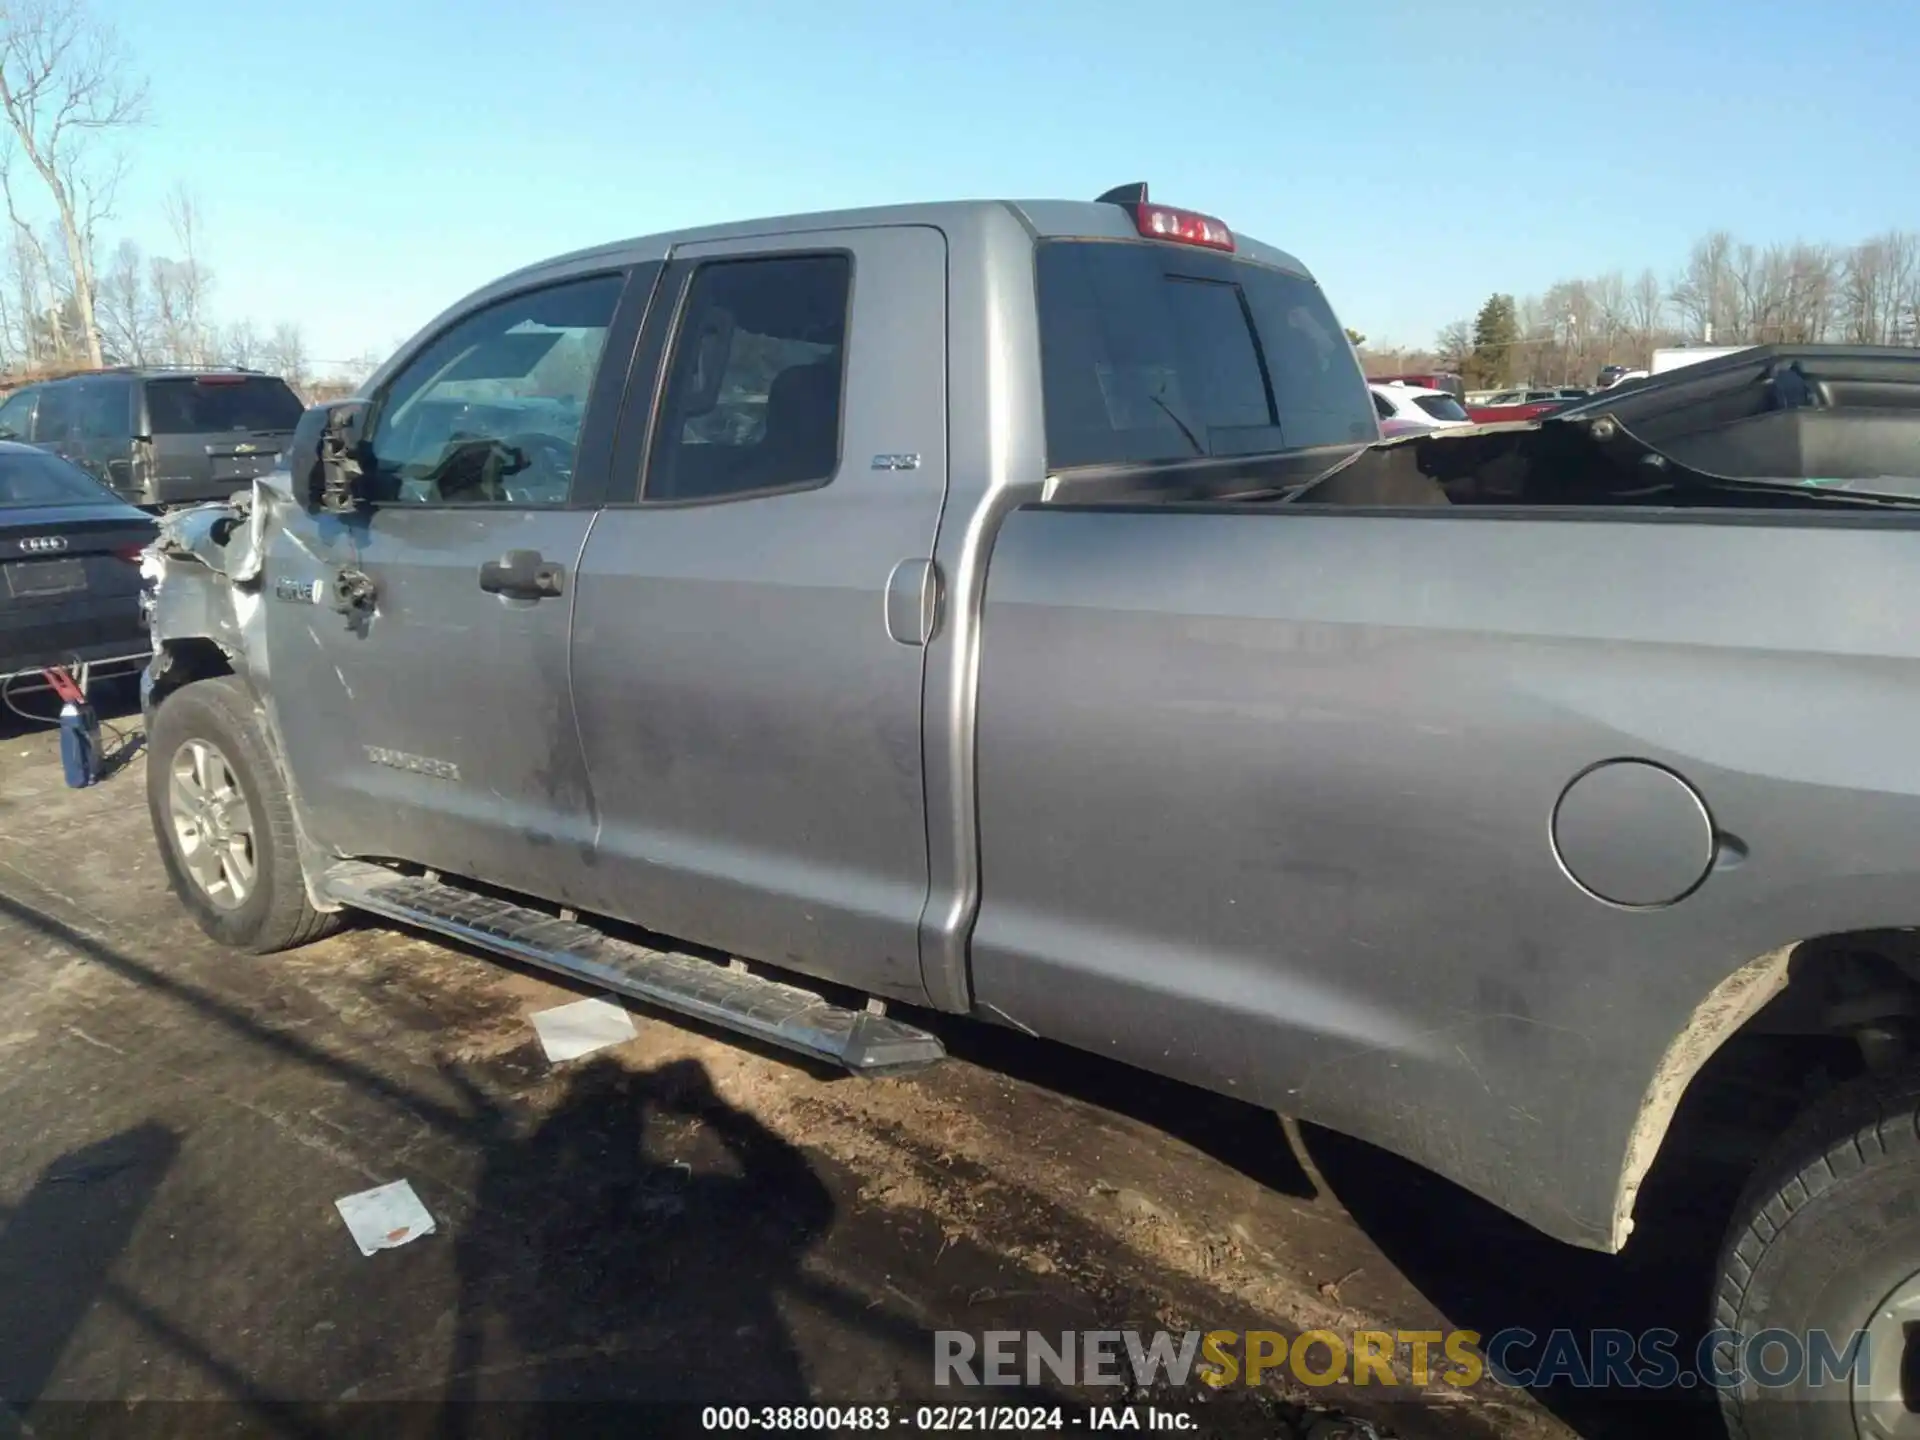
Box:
1096 183 1149 206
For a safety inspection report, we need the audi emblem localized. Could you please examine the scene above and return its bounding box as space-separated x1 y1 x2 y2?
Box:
20 535 66 553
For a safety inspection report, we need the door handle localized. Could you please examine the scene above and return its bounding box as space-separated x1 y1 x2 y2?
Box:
478 549 565 600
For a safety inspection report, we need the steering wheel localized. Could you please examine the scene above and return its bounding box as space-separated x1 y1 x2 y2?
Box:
498 431 575 503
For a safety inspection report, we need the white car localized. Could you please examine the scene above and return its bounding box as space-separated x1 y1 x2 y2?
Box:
1369 383 1473 439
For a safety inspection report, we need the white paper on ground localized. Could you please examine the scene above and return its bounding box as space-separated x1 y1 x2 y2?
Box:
528 995 637 1064
334 1179 436 1256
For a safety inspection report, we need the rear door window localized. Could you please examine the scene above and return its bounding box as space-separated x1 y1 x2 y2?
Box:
644 253 851 503
34 384 75 443
72 376 131 439
145 376 305 434
1413 394 1469 422
1036 240 1376 469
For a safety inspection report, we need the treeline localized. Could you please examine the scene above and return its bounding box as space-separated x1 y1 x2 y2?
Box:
1363 229 1920 389
0 0 378 398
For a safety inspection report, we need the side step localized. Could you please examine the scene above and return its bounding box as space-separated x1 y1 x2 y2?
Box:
319 862 945 1076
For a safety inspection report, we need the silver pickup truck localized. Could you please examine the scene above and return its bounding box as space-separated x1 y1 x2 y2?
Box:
142 185 1920 1433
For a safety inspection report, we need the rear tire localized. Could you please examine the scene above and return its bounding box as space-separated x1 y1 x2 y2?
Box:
1715 1069 1920 1439
147 675 339 953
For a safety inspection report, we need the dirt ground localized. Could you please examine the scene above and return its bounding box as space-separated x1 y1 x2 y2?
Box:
0 693 1736 1438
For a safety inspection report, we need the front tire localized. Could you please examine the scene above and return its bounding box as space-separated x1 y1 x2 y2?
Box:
1715 1070 1920 1439
146 675 339 953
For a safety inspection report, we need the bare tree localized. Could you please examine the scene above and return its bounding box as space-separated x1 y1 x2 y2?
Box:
94 233 146 362
0 0 146 368
1434 318 1472 373
219 316 258 368
1840 232 1919 345
262 320 309 389
1591 270 1628 351
1627 268 1665 355
146 183 212 364
1670 231 1738 342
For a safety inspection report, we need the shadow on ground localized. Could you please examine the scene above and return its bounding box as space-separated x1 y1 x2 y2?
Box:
442 1054 834 1410
11 892 1390 1439
0 890 924 1436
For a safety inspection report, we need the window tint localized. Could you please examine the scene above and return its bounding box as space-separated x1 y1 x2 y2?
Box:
1036 240 1376 469
72 377 130 440
0 447 110 506
0 389 34 439
645 254 850 503
1371 391 1394 419
145 376 305 435
367 273 623 506
1413 394 1469 422
34 383 74 442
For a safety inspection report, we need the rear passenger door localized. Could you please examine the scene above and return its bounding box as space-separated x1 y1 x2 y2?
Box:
568 227 950 1004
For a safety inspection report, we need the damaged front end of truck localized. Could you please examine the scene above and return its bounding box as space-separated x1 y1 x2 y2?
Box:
141 482 276 724
141 398 367 724
140 408 361 916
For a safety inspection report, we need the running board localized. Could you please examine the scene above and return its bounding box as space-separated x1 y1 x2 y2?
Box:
319 862 945 1076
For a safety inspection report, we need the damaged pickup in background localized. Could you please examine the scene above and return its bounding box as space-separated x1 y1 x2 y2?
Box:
138 183 1920 1440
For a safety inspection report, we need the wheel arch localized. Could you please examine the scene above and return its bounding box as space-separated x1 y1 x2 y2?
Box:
146 659 344 917
1612 927 1920 1252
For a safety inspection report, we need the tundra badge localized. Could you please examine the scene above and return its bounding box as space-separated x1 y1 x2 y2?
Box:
364 747 461 782
274 576 326 605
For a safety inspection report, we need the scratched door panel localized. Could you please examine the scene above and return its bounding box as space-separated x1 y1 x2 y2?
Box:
569 226 950 1002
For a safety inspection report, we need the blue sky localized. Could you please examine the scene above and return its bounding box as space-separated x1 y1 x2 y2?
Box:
81 0 1920 373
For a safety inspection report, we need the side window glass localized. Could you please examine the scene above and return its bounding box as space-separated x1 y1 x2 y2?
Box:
73 380 125 440
645 254 850 503
1371 392 1392 419
365 273 623 506
0 389 34 438
35 385 73 443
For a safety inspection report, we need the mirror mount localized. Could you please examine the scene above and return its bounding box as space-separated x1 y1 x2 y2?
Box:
286 401 371 514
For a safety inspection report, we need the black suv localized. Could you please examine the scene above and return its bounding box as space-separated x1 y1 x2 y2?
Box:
0 367 307 510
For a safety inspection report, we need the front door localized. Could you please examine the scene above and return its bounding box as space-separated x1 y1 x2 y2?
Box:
263 267 649 901
569 228 951 1002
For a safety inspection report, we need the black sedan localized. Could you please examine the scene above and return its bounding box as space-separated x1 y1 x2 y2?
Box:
0 441 156 683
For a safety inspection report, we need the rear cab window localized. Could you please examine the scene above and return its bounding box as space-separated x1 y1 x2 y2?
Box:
1035 240 1376 470
144 376 305 435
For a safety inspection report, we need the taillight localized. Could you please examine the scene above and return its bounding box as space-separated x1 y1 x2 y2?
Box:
113 543 147 564
1126 203 1234 251
1095 182 1235 251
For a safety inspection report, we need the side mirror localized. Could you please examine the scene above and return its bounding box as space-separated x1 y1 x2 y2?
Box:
287 400 370 513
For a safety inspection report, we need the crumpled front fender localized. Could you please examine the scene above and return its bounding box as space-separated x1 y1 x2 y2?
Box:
143 490 268 695
141 477 344 914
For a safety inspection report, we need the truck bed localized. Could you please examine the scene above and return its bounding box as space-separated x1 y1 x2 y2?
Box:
967 480 1920 1249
